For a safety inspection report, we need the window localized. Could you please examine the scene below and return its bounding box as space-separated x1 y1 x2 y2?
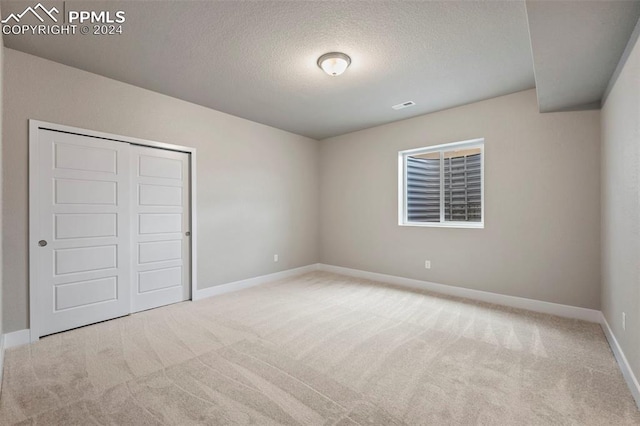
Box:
399 138 484 228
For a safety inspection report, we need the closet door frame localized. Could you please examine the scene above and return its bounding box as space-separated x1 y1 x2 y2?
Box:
28 119 198 342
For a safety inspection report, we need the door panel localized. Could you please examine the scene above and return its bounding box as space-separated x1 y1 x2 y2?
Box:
55 277 118 311
54 213 117 239
138 240 182 264
139 184 182 206
54 143 117 173
36 129 131 337
138 267 182 293
139 155 183 179
139 213 182 234
55 179 117 204
55 245 117 275
131 145 190 312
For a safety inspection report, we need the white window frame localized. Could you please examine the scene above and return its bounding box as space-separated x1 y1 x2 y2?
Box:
398 138 484 229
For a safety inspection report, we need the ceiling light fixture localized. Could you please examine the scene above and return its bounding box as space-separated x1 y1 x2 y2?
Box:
317 52 351 76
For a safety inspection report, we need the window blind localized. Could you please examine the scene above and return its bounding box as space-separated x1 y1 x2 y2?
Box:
406 156 440 222
407 152 481 223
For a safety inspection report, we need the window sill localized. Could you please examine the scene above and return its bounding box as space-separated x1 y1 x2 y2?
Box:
399 221 484 229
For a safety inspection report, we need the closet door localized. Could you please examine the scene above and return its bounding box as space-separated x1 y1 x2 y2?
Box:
35 129 131 337
131 145 191 312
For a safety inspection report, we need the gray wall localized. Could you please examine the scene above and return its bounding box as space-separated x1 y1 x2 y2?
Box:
0 49 611 334
320 89 601 309
0 6 3 340
2 48 320 333
601 33 640 380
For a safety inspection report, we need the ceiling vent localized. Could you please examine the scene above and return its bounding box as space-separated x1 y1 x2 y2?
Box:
392 101 416 110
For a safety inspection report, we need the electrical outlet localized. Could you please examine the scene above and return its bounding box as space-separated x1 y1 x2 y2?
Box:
424 260 431 269
623 312 626 331
274 254 279 262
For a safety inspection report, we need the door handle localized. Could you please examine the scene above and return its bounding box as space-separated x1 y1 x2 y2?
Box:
38 240 47 247
185 232 191 237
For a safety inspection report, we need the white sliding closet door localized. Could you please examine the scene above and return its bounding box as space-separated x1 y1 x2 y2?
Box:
36 129 132 337
131 145 191 312
32 126 194 339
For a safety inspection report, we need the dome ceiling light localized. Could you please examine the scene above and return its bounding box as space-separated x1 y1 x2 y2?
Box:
317 52 351 76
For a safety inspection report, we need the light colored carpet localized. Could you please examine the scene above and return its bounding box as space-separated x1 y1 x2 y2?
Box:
0 271 638 425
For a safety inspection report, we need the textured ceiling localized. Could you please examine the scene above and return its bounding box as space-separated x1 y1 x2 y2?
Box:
3 1 637 138
526 0 640 112
1 1 535 139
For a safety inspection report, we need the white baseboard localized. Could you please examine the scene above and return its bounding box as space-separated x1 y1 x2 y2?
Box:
4 329 31 349
193 263 321 301
0 330 32 394
600 313 640 408
318 264 601 323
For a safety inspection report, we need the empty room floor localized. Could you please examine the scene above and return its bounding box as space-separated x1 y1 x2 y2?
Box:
0 271 638 425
